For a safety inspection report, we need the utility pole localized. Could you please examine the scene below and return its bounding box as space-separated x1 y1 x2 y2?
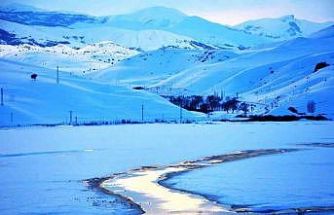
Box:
1 88 3 106
141 105 144 123
69 111 73 125
56 66 59 84
179 105 183 124
10 112 13 123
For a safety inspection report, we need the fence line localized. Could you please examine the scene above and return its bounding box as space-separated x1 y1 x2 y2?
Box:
0 104 204 127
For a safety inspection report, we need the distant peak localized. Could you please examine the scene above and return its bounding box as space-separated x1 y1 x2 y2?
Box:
131 6 186 17
0 3 44 12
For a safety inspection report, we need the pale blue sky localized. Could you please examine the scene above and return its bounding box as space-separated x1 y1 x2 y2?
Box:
4 0 334 25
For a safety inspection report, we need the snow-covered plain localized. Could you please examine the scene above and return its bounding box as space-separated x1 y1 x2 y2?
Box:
1 122 334 214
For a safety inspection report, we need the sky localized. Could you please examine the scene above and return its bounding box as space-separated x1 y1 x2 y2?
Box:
3 0 334 25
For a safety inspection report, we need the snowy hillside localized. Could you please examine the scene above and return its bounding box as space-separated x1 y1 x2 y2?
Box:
0 18 208 51
2 1 334 215
236 15 334 41
0 4 274 50
0 3 96 26
0 3 333 123
93 48 238 87
1 4 332 51
0 59 202 126
0 3 45 13
97 26 334 118
0 5 208 51
0 42 138 74
104 6 272 49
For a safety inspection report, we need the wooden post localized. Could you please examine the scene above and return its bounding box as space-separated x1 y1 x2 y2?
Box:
56 66 59 84
179 105 183 124
141 105 144 123
1 88 3 106
69 111 73 125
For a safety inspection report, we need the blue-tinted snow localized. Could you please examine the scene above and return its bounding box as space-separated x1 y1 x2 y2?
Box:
164 147 334 212
1 122 334 214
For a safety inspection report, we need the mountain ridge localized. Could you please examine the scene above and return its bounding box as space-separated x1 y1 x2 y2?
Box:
236 15 334 40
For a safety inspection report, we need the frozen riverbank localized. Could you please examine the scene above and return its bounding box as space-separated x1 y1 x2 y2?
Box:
90 149 298 214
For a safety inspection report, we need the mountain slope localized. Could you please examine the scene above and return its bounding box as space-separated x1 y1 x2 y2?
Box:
0 59 202 126
0 42 139 74
152 26 334 93
105 6 186 30
0 5 273 50
0 5 209 51
0 3 97 27
93 48 238 88
96 26 334 118
105 7 272 49
160 27 334 117
236 15 334 40
0 18 213 51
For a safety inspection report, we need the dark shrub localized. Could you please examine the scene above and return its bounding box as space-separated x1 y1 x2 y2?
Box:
133 86 145 90
314 62 329 72
248 115 300 121
288 106 298 114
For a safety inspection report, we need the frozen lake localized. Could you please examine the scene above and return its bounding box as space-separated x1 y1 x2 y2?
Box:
163 147 334 213
1 122 334 214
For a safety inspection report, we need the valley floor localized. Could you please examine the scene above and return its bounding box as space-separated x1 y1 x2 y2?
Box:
0 122 333 214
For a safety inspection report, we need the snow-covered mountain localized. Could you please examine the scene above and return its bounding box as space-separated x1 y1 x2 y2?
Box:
96 25 334 118
0 3 333 124
0 5 212 51
235 15 334 41
1 4 332 50
0 3 97 26
0 4 274 50
0 3 44 13
104 6 272 49
0 18 210 51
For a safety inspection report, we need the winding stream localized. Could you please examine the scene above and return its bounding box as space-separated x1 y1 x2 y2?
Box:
85 148 308 214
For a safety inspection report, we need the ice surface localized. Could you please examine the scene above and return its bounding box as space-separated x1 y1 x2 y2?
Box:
164 147 334 212
1 122 334 214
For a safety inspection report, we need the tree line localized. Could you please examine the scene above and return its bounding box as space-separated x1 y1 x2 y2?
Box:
165 94 254 115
